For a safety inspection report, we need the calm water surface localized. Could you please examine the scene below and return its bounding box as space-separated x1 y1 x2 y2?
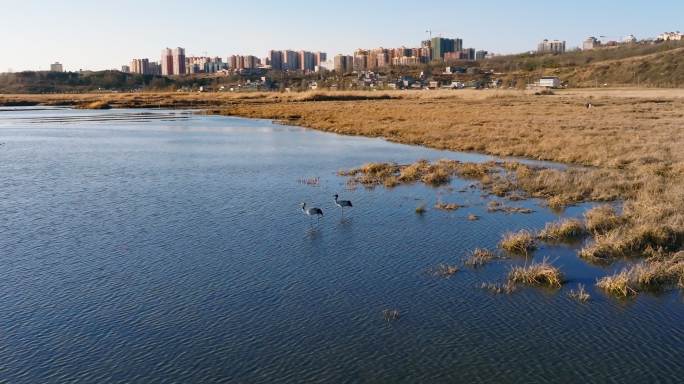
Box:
0 108 682 383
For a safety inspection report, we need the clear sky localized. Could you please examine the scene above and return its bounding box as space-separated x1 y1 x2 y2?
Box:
1 0 682 72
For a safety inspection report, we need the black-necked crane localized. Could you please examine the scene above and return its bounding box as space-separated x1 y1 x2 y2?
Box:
333 194 353 217
301 202 323 225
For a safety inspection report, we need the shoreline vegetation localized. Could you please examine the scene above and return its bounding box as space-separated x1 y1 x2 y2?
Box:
2 88 683 297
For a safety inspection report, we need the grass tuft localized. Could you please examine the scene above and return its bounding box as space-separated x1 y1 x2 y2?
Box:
597 270 637 297
597 251 684 297
568 284 591 302
434 202 462 211
382 309 400 322
430 264 460 278
499 230 537 254
464 248 498 268
480 281 517 294
585 205 622 234
538 219 585 242
508 258 563 288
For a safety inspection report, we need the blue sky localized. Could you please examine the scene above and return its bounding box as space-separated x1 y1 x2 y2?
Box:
1 0 683 71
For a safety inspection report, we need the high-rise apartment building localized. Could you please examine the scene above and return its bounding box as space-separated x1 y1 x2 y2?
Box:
282 50 299 71
130 58 150 75
172 47 186 75
148 62 161 75
50 62 63 72
431 37 463 60
161 48 173 76
299 51 315 71
268 50 283 70
583 37 601 50
334 54 353 73
537 39 566 54
228 55 238 69
314 52 327 67
353 53 368 72
243 56 258 69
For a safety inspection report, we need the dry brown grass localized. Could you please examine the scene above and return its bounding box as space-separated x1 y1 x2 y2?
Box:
508 258 563 288
597 251 684 297
499 230 537 255
568 284 591 302
464 248 498 268
585 205 623 234
487 201 534 215
434 202 463 211
537 219 585 242
430 264 460 278
597 270 637 297
480 281 518 294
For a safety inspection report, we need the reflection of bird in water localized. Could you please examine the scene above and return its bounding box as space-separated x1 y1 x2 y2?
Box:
301 202 323 226
333 194 353 217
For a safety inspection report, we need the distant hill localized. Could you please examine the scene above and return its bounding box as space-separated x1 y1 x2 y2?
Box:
0 71 175 93
488 41 684 87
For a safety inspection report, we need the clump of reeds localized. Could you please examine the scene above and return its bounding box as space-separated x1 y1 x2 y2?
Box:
568 284 591 302
480 281 517 294
596 270 637 297
422 168 451 186
585 205 623 234
297 177 320 186
434 202 462 211
382 309 400 322
547 195 574 209
578 230 622 262
596 251 684 297
508 258 563 288
455 161 496 179
430 264 460 278
383 176 399 188
580 224 681 262
487 200 533 214
499 230 537 254
398 160 429 182
537 219 585 242
464 248 497 268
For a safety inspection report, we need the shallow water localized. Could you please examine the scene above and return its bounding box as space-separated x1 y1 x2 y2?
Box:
0 108 682 383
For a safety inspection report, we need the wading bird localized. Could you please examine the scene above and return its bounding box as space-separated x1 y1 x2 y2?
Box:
301 202 323 225
333 194 353 217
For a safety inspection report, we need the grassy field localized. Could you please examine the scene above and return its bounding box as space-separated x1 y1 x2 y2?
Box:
2 88 683 295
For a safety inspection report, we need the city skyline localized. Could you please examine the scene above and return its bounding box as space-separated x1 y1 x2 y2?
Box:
2 0 684 71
